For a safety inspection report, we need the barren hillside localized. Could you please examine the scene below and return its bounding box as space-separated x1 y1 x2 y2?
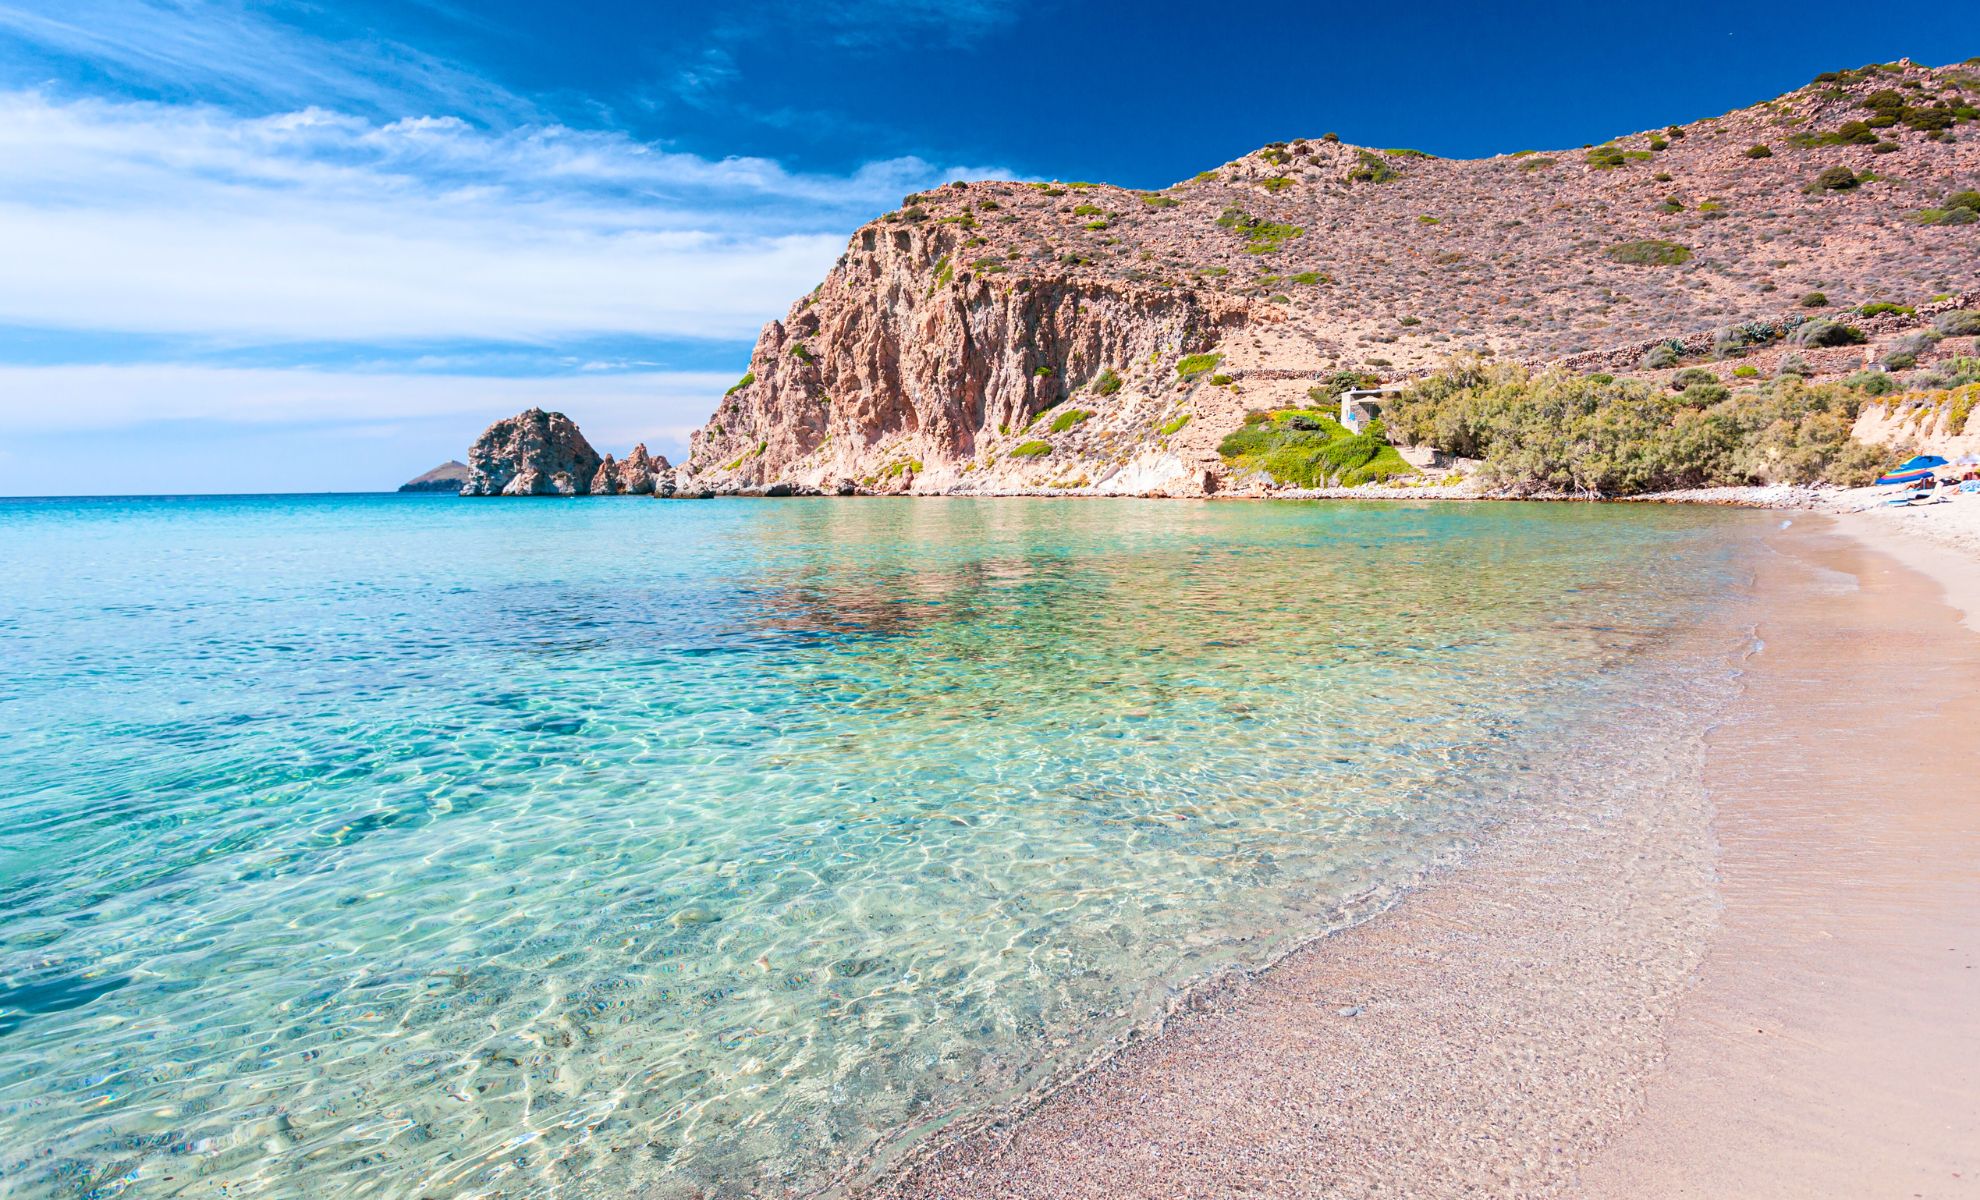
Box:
680 59 1980 497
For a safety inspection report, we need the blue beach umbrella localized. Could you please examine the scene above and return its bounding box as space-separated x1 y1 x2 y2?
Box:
1876 455 1948 486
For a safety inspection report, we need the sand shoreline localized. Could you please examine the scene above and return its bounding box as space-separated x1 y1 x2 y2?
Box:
861 510 1980 1198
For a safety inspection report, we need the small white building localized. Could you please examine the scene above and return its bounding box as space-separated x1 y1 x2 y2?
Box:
1339 384 1405 433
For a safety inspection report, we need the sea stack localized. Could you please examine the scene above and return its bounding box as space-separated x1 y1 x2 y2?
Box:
588 443 671 495
460 408 604 496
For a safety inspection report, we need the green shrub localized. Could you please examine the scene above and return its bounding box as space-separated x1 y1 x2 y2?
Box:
1902 105 1956 132
1606 239 1692 266
1141 193 1181 207
1641 343 1682 369
1800 291 1829 308
1289 271 1330 285
789 342 815 361
1177 352 1224 381
1216 409 1415 487
1844 370 1898 395
1858 301 1915 317
1745 144 1773 158
1215 205 1303 253
1733 364 1760 378
1260 176 1294 192
1587 144 1628 169
1787 318 1866 347
1937 311 1980 336
1048 408 1093 433
1347 149 1400 183
1010 440 1052 458
725 371 755 397
1381 361 1880 493
1072 203 1103 216
1210 372 1235 384
1912 205 1980 226
1679 381 1729 407
1672 367 1718 390
1159 413 1191 436
1807 166 1860 192
1884 350 1917 370
1091 367 1123 396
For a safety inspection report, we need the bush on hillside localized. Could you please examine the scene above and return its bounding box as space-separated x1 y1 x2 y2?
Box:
1745 144 1773 158
1844 370 1898 395
1787 318 1866 347
1807 166 1860 192
1935 310 1980 336
1177 353 1224 381
1216 409 1415 487
1800 291 1829 307
1382 361 1883 494
1607 239 1692 266
1672 367 1718 390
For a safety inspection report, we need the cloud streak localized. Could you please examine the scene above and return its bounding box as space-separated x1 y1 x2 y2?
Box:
0 0 537 124
0 90 1010 346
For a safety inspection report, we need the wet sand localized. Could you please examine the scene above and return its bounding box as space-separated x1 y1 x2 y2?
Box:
873 514 1980 1199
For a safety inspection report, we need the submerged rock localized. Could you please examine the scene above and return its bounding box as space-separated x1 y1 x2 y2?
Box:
461 409 604 497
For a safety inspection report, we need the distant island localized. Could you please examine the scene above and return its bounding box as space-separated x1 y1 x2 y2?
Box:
397 460 470 493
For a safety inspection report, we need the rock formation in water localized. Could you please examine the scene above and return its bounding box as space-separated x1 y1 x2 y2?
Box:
677 58 1980 497
397 460 470 493
588 444 671 495
461 408 604 496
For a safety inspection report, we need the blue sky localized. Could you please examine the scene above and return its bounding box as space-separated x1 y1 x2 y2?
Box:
0 1 1974 494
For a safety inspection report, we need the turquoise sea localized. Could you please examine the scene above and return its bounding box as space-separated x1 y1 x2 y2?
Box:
0 496 1765 1199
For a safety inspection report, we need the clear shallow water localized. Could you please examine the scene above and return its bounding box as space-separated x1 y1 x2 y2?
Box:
0 495 1762 1199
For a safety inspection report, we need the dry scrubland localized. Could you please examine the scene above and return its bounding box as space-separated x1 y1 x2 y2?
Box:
681 59 1979 499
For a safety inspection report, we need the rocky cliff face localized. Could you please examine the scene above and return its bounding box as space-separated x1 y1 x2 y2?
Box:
461 408 604 496
679 58 1980 496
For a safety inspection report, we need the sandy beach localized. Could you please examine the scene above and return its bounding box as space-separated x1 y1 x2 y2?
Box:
870 508 1980 1199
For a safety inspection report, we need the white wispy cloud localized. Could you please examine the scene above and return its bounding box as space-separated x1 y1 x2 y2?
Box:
0 0 538 124
0 90 1006 346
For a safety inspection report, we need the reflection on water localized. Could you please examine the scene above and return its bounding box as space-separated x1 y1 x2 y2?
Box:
0 496 1762 1198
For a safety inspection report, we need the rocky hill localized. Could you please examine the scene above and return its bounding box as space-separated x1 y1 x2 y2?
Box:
678 58 1979 497
397 460 469 493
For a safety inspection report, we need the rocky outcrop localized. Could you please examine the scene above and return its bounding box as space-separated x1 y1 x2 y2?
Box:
397 460 469 493
588 444 671 495
678 59 1979 497
461 408 603 496
680 217 1260 497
